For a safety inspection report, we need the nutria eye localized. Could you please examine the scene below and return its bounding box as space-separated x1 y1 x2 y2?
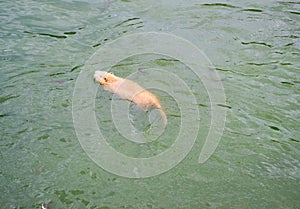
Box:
104 77 108 82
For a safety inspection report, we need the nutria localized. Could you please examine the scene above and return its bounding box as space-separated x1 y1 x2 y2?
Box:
94 71 167 126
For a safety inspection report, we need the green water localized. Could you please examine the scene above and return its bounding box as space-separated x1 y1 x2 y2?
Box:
1 0 299 208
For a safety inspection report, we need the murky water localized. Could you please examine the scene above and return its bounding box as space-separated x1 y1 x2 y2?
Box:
1 0 299 208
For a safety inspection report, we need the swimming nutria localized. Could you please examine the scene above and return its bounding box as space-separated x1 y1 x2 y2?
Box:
94 71 167 126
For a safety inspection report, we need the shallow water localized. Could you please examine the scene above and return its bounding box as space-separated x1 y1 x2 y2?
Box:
1 0 299 208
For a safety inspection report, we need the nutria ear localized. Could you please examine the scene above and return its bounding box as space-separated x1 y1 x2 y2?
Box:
106 74 117 83
108 72 114 75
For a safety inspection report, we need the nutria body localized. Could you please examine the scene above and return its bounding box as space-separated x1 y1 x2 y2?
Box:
94 71 167 126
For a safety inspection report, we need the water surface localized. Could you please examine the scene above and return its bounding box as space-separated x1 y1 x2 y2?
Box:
1 0 299 208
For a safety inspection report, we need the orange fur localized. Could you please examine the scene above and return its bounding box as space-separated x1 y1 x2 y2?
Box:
94 71 167 126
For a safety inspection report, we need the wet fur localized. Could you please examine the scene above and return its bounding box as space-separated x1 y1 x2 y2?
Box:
94 71 167 126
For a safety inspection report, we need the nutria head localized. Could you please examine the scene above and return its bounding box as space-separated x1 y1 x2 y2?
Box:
94 71 117 85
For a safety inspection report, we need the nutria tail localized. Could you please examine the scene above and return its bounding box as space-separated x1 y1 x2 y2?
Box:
159 108 168 126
